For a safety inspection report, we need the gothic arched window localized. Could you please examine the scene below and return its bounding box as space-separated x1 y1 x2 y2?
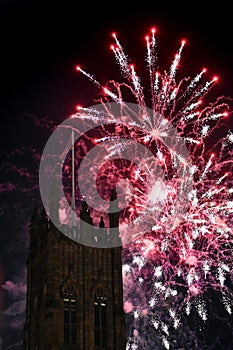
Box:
62 281 79 345
94 287 107 348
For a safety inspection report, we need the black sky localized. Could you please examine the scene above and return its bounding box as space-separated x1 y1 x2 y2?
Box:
1 0 233 149
0 0 233 348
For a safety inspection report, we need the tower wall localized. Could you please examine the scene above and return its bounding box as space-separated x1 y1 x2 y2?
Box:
24 208 126 350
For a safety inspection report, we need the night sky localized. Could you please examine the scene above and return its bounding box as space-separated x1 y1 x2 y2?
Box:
0 1 233 348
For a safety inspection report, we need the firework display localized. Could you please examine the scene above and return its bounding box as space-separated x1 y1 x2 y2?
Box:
70 28 233 349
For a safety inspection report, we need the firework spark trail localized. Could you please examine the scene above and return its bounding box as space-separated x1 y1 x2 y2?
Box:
74 28 233 348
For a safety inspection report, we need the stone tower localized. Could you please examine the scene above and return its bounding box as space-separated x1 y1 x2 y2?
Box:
23 195 126 349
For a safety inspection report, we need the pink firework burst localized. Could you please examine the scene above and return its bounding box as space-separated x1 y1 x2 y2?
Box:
73 28 233 349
